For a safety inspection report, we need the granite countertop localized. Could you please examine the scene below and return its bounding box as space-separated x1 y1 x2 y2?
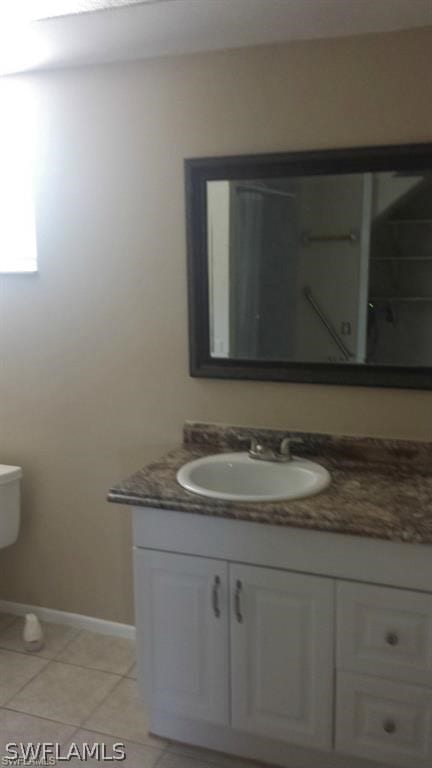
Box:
108 422 432 545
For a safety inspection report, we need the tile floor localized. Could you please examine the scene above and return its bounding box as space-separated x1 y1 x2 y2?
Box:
0 613 269 767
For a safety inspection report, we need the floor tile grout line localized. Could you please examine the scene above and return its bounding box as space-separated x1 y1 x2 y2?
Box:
1 657 51 709
50 627 83 662
0 645 53 661
2 660 123 731
0 614 136 660
1 704 84 732
67 666 124 733
0 619 136 674
0 619 81 663
1 702 233 764
78 673 125 733
61 724 82 747
0 620 259 767
72 676 171 752
2 675 123 733
52 629 136 667
2 667 155 751
54 637 136 673
125 658 136 677
154 746 169 767
0 706 168 760
0 644 131 676
0 637 168 759
46 658 128 677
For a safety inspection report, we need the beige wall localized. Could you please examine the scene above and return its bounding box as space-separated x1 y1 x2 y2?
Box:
1 28 432 623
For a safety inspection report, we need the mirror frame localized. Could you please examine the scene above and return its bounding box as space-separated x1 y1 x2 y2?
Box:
185 143 432 390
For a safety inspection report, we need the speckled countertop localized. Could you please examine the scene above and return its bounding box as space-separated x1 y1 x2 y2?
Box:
108 422 432 545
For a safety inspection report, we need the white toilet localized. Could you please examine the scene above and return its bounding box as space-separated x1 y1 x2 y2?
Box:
0 465 22 549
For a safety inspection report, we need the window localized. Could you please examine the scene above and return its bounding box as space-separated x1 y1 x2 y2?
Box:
0 79 37 273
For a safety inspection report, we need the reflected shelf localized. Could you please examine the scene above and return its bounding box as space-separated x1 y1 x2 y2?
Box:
370 296 432 302
386 219 432 224
371 256 432 261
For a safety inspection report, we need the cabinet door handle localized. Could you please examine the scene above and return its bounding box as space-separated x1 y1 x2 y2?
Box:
234 580 243 623
212 576 221 618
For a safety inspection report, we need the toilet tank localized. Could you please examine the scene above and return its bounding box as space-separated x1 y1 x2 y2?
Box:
0 465 22 548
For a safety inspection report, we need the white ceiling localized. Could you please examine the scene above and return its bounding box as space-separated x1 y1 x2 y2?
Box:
0 0 431 75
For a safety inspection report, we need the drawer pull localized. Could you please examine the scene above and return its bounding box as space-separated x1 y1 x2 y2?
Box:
383 718 396 734
385 631 399 647
212 576 221 618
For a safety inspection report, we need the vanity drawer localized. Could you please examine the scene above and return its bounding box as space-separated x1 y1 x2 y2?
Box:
336 672 432 768
337 581 432 685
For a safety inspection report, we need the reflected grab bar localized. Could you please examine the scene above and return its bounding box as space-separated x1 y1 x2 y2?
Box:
303 286 352 361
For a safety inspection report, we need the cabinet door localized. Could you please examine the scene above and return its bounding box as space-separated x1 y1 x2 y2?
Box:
134 549 229 725
230 563 333 749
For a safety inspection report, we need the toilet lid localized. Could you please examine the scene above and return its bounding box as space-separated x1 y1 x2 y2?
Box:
0 465 22 484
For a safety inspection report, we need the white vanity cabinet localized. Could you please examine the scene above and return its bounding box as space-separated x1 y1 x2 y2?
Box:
135 549 334 750
132 507 432 768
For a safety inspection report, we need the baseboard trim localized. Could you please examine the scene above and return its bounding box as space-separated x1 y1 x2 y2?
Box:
0 600 135 640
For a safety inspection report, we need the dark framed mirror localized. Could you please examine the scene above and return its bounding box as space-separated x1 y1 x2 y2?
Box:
185 144 432 389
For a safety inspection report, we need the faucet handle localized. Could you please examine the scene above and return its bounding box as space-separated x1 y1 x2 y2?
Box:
248 438 277 461
249 438 264 457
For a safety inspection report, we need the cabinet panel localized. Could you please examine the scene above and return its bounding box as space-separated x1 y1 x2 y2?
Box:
230 563 333 749
336 672 432 767
337 581 432 685
134 549 229 725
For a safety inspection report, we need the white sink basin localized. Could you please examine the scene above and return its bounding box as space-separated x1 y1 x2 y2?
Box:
176 452 330 502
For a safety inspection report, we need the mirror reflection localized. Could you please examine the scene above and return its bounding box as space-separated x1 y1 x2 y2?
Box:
207 171 432 367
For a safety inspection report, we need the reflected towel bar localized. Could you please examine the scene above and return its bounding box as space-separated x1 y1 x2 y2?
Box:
301 230 358 245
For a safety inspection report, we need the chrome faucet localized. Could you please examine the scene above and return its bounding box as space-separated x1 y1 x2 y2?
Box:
248 436 302 463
